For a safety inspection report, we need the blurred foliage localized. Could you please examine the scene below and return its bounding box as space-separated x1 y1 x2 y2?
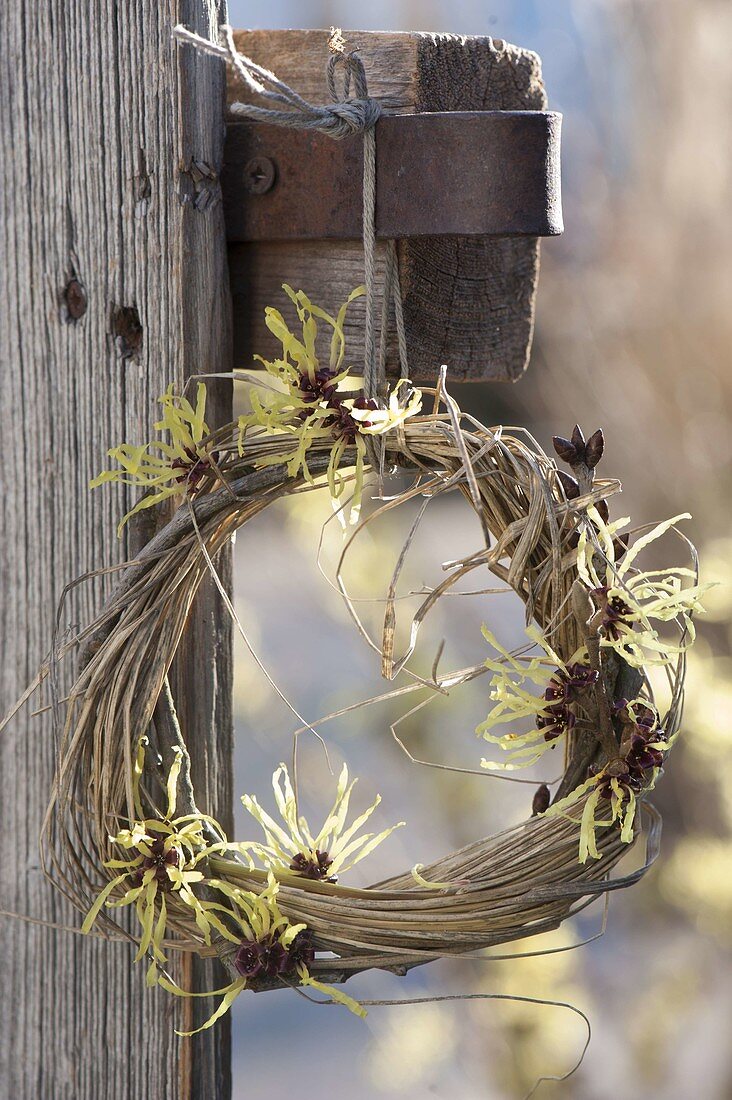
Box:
365 1002 458 1092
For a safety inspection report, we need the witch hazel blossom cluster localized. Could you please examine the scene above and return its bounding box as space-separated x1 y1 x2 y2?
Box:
89 284 422 537
576 506 707 668
237 284 422 523
90 383 219 535
478 424 711 861
239 761 404 881
477 626 598 770
81 744 399 1030
547 699 671 862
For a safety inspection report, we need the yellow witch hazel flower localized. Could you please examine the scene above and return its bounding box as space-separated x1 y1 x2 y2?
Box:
477 626 597 770
577 506 709 667
544 699 671 862
238 284 422 523
82 740 366 1029
90 382 218 534
81 738 235 984
161 872 366 1033
241 762 405 882
348 382 424 436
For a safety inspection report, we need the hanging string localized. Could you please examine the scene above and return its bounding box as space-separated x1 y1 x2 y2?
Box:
380 240 409 382
173 23 409 409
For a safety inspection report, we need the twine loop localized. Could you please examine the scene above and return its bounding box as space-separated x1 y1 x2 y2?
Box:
325 50 383 136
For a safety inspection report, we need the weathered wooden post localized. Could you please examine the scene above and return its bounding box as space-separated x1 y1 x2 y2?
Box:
1 16 559 1100
0 5 232 1098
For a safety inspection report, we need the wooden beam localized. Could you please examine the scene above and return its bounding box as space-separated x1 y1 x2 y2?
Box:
227 29 549 383
0 4 232 1098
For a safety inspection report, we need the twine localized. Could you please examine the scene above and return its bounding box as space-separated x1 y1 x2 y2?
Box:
173 23 409 411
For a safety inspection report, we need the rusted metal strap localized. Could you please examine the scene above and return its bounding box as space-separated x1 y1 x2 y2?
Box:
222 110 562 241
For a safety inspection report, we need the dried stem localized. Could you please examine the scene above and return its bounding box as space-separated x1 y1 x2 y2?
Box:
584 613 620 761
570 580 618 762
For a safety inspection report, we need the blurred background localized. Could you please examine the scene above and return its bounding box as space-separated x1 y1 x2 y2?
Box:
226 2 732 1097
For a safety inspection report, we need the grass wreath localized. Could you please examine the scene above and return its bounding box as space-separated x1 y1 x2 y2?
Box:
18 285 707 1034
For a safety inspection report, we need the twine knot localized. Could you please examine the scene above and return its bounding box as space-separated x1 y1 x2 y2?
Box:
324 50 382 137
320 97 383 138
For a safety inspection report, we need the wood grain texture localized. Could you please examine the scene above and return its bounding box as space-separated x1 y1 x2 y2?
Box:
227 28 547 383
0 3 232 1098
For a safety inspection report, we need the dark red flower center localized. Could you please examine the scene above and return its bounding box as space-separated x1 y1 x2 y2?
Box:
591 703 667 797
297 368 338 403
593 586 634 640
171 447 219 494
130 836 180 891
289 849 336 882
325 395 378 442
234 930 315 980
537 662 598 741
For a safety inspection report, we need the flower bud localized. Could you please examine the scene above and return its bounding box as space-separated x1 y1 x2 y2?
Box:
584 429 604 469
556 469 580 499
570 424 586 452
596 498 610 523
552 435 579 464
532 783 551 815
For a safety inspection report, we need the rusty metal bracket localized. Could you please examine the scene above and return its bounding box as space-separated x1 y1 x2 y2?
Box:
222 110 562 241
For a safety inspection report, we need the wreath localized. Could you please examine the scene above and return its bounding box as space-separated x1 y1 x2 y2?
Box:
25 283 706 1040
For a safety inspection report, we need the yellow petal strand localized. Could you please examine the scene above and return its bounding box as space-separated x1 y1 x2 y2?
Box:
621 513 692 573
81 873 130 934
146 958 160 987
411 864 453 890
331 285 365 368
480 626 526 671
132 735 148 819
335 822 405 873
543 775 599 819
166 748 183 819
298 968 367 1018
151 893 168 964
158 977 249 1036
579 789 603 863
134 880 159 962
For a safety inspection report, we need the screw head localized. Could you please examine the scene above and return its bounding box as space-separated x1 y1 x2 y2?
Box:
243 156 276 195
